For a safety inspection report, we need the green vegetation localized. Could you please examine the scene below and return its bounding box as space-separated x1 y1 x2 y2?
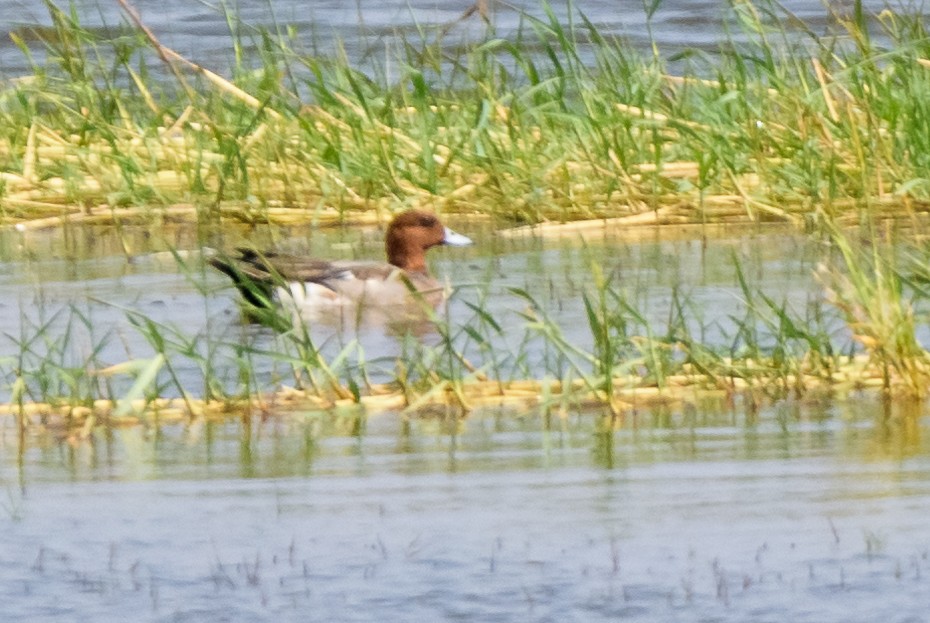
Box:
3 0 930 227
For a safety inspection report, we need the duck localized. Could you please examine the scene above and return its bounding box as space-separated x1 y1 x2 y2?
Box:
209 209 473 319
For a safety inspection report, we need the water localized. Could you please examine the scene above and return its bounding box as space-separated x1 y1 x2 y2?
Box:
0 0 891 78
2 396 930 622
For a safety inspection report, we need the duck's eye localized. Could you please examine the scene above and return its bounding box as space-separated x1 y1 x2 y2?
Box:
418 214 438 227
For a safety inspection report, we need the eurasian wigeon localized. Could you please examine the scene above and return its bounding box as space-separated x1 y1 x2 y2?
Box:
210 210 473 318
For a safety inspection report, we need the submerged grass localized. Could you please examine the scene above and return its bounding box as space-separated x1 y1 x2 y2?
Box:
3 0 930 227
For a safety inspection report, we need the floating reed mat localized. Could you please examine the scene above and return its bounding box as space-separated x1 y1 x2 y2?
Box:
3 81 929 230
0 353 921 433
8 0 930 231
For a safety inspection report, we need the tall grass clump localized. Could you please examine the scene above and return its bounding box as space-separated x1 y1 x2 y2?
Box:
3 0 930 227
818 223 930 396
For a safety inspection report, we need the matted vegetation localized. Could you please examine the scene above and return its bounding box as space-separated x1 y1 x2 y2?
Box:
3 0 930 228
2 1 930 435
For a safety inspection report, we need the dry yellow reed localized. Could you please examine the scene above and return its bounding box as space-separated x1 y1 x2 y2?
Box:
1 352 922 433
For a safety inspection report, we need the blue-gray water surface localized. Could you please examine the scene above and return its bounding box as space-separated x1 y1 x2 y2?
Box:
2 395 930 622
0 0 892 78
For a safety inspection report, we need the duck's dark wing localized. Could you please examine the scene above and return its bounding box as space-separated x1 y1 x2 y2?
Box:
209 249 276 308
209 249 397 307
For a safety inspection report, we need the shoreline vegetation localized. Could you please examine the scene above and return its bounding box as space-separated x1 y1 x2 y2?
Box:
3 0 930 434
3 0 930 228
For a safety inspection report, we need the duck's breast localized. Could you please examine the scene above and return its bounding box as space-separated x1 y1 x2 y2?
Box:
274 261 444 310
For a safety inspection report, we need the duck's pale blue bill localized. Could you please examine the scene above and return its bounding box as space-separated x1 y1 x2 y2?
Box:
443 227 473 246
